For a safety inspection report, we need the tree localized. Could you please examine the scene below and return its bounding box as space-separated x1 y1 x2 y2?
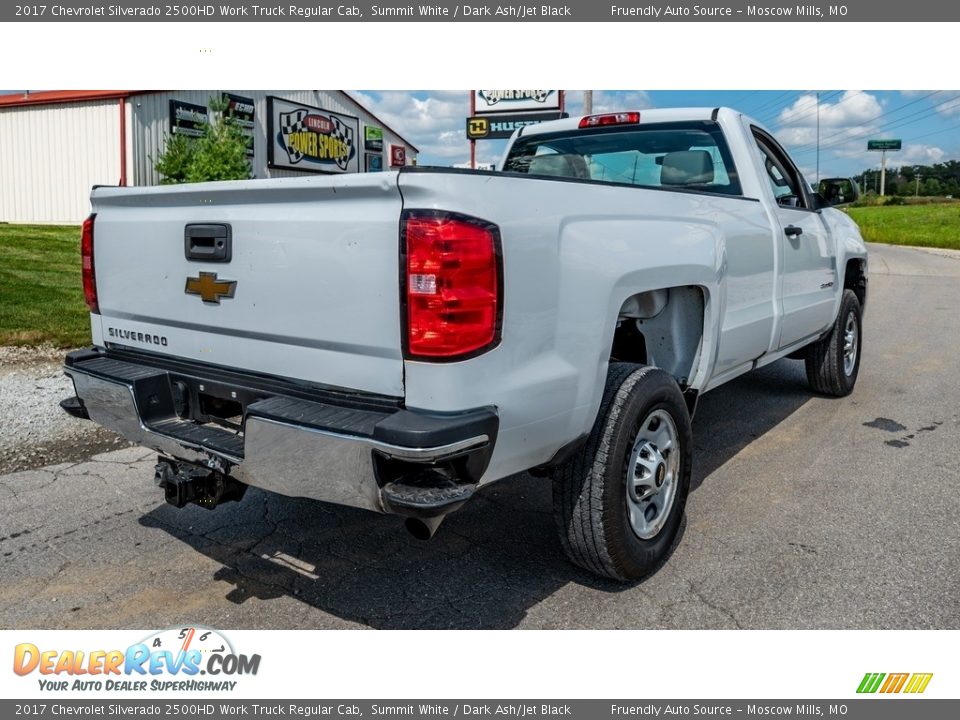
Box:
153 131 194 184
856 160 960 198
154 96 251 184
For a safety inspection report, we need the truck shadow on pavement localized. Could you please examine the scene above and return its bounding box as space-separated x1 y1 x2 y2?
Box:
138 359 813 629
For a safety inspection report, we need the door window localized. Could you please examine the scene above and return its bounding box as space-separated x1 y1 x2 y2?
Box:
752 129 810 210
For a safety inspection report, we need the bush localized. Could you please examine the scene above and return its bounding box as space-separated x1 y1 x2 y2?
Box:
154 96 251 184
153 132 194 184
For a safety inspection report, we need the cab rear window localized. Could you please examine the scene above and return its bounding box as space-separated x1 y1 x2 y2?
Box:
502 121 742 196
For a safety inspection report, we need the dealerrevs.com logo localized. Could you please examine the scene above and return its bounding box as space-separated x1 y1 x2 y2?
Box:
857 672 933 694
13 627 261 693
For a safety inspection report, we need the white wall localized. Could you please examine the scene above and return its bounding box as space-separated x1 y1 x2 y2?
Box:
0 99 121 224
0 91 417 224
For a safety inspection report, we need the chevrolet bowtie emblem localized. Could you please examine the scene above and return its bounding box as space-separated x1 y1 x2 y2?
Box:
185 272 237 304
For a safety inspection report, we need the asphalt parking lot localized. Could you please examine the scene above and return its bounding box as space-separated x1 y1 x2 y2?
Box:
1 242 958 630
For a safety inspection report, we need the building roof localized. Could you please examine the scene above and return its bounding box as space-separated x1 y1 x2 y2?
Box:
0 90 140 107
0 89 420 153
339 90 419 154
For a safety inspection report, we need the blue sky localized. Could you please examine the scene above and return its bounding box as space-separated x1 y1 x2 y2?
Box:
353 90 960 180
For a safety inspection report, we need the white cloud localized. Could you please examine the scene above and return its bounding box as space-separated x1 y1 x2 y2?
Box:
932 91 960 118
349 90 473 164
351 90 655 167
565 90 654 115
902 90 960 118
773 91 891 174
778 90 882 128
887 144 945 167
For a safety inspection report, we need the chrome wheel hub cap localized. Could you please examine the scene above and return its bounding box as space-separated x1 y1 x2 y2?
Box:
843 311 858 376
626 409 680 540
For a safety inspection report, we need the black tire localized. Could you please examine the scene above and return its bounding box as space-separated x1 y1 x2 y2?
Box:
804 289 862 397
553 363 692 581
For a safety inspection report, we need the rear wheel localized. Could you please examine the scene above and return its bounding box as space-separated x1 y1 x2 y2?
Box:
805 289 862 397
553 364 692 581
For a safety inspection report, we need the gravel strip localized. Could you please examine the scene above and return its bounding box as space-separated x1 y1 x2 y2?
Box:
0 346 132 473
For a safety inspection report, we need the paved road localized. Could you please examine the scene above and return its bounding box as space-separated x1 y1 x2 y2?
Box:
2 243 958 629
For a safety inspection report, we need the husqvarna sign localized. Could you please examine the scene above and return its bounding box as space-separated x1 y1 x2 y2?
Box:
466 112 567 140
473 90 562 115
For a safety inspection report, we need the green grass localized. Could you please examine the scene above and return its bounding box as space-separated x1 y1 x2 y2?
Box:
0 224 89 347
0 206 958 348
846 203 960 250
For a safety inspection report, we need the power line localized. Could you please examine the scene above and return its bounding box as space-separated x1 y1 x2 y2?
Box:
790 90 942 152
894 120 960 145
757 90 842 126
744 90 802 118
769 90 851 126
793 94 960 156
789 91 943 154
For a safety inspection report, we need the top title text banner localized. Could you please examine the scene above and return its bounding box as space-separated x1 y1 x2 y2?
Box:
5 1 960 22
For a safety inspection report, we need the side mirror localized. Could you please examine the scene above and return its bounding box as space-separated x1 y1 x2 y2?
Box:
817 178 860 207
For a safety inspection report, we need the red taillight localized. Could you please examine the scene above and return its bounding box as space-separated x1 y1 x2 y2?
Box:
403 211 501 359
81 213 99 314
578 111 641 128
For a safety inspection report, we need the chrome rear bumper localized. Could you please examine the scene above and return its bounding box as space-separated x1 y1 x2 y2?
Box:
64 350 497 515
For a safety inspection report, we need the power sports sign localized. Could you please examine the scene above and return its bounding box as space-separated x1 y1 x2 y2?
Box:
473 90 562 115
267 96 359 173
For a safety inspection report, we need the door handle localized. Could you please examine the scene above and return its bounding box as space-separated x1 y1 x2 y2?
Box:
185 224 232 262
784 225 803 238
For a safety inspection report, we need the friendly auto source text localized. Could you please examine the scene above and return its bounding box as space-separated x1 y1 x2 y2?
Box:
610 5 842 17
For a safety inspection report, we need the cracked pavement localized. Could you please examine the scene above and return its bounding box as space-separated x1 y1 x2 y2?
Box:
0 243 958 629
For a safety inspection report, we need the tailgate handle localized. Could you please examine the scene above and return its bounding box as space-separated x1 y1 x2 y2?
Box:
185 224 232 262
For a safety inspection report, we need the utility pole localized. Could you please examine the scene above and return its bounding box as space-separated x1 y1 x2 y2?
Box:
815 91 820 185
583 90 593 115
880 150 887 196
469 90 476 170
915 167 922 197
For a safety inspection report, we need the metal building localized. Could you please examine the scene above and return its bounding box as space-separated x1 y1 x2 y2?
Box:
0 90 419 224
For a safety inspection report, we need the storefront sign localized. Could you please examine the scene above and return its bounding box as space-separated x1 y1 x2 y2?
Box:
390 145 406 167
267 96 359 173
365 153 383 172
474 90 562 115
223 93 255 157
169 99 208 138
466 111 567 140
364 126 384 152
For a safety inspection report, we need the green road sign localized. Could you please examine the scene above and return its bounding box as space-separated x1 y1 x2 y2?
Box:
868 139 902 150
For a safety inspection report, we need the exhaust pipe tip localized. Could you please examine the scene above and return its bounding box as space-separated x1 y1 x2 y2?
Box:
404 515 444 541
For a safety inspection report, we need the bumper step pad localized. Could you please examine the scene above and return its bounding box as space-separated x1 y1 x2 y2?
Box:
380 470 477 517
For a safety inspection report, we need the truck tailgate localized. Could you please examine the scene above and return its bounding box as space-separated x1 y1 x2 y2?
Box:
89 173 404 397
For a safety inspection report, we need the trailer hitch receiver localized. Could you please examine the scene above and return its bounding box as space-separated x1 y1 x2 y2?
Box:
154 458 247 510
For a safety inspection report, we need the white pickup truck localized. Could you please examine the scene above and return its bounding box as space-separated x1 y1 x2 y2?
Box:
62 107 868 581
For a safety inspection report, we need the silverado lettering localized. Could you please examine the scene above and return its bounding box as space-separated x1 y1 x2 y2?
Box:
106 327 168 346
